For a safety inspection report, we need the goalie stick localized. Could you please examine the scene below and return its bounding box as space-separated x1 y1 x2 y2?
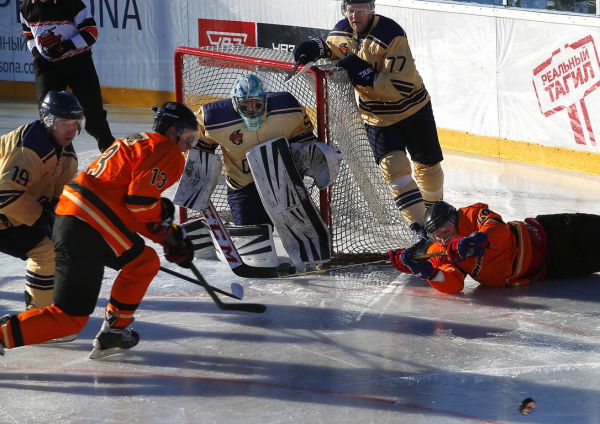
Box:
188 262 267 313
202 201 282 278
160 266 244 300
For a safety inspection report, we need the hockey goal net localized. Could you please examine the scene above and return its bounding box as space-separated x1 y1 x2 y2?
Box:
174 46 412 258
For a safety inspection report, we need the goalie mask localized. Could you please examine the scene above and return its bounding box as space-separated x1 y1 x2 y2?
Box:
231 74 267 132
424 201 458 245
40 90 85 135
341 0 375 16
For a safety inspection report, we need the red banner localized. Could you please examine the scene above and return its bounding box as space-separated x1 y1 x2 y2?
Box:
198 19 256 47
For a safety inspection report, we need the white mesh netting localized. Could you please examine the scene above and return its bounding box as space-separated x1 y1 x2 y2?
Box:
175 46 412 258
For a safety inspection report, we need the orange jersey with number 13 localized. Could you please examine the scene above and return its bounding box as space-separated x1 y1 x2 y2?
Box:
55 132 185 256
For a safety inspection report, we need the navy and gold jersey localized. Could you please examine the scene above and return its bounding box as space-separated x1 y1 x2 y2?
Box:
0 121 77 230
327 15 430 126
195 92 316 189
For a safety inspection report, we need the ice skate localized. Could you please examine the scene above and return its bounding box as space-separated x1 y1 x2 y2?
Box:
89 318 139 360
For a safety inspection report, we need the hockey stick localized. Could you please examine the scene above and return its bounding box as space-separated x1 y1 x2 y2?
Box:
202 201 281 278
284 57 303 82
280 251 447 277
414 251 447 260
188 262 267 313
284 57 315 85
282 259 390 277
159 266 244 300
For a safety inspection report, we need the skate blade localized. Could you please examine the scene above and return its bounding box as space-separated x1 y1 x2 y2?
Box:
88 346 132 360
41 334 78 345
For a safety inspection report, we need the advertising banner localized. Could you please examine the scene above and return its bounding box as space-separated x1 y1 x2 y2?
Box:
496 19 600 152
0 0 36 83
2 0 600 155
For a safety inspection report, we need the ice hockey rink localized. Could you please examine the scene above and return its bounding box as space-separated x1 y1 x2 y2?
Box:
1 99 600 424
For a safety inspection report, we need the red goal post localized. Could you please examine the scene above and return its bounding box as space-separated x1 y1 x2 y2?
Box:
174 45 412 259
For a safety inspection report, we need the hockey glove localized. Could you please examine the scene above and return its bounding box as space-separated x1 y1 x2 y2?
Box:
446 231 489 264
163 224 194 268
389 249 412 274
160 197 175 225
336 55 377 87
35 198 58 238
293 38 329 64
400 245 437 280
45 39 75 60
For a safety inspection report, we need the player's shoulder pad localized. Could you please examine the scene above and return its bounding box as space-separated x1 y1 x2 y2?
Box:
202 98 242 128
19 121 55 163
266 92 302 115
368 15 406 47
330 18 353 37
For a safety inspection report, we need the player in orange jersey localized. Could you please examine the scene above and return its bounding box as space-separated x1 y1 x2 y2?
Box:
389 201 600 294
0 102 198 358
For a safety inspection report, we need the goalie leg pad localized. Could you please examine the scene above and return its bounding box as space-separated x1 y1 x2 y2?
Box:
246 137 331 266
181 218 215 259
173 149 222 212
225 224 279 268
290 141 342 189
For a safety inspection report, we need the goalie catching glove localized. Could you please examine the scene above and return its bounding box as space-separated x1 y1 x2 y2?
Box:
290 141 342 189
163 224 194 268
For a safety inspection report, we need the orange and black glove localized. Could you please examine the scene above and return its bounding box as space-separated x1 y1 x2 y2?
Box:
163 224 194 268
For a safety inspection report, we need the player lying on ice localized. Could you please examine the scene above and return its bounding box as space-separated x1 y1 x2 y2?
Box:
174 73 342 271
0 102 197 358
389 200 600 294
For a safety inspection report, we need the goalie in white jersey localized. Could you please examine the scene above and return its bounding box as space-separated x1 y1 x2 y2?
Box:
194 74 336 226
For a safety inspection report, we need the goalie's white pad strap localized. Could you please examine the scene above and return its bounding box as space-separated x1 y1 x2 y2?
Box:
246 137 331 266
224 224 279 268
173 149 222 212
290 141 341 189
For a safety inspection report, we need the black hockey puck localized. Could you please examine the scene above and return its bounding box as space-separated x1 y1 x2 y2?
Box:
519 398 536 415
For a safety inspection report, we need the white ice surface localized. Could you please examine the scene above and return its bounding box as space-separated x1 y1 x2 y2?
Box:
1 100 600 424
